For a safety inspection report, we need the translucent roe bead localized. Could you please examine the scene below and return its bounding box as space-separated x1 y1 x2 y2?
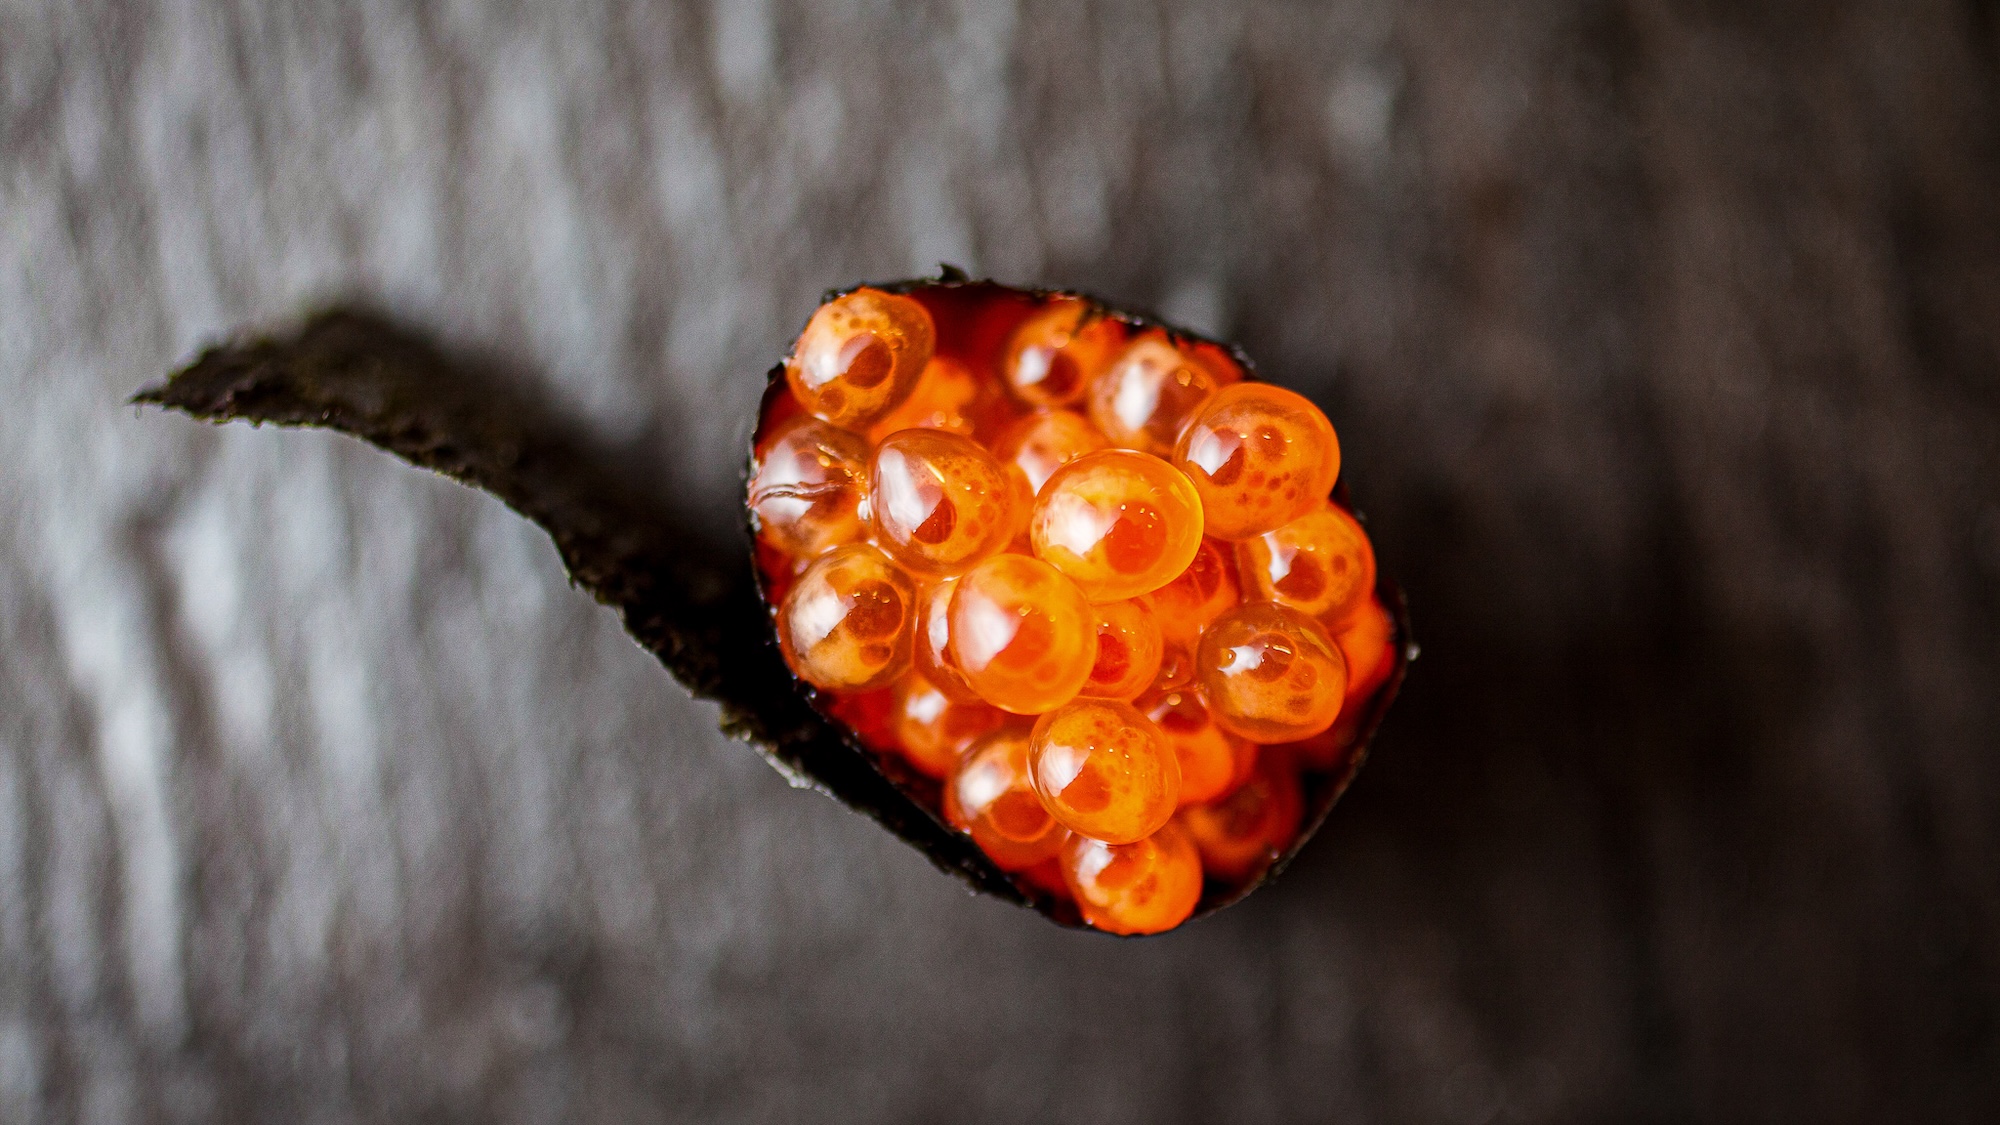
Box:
993 409 1108 497
747 416 873 558
1138 687 1255 805
1296 596 1398 767
1149 640 1199 693
867 355 987 443
746 283 1407 935
888 674 1006 779
1030 450 1205 602
1061 822 1203 935
870 429 1019 575
1087 333 1225 455
1276 726 1346 772
1028 699 1179 844
1001 298 1124 407
1173 383 1341 540
786 288 935 430
1180 340 1246 388
1236 501 1377 625
777 544 917 692
822 685 896 749
913 578 981 702
1017 857 1072 901
1178 752 1304 883
1081 600 1164 701
1334 597 1396 705
947 554 1098 714
1196 602 1348 742
947 728 1067 871
1144 537 1240 650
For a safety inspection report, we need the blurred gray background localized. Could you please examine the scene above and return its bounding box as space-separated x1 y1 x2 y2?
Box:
3 1 1998 1121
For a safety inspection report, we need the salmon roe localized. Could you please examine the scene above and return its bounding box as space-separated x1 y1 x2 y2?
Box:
888 675 1005 779
1028 699 1180 844
947 728 1067 870
752 283 1400 933
1081 599 1165 701
1299 596 1400 768
1237 501 1377 626
1061 822 1204 935
1087 333 1228 455
948 553 1098 714
994 409 1108 496
1138 687 1256 805
1197 602 1348 742
868 355 987 443
1144 536 1240 649
777 544 916 692
1178 751 1304 882
1150 640 1200 693
787 288 935 429
748 416 873 558
1002 298 1124 407
870 429 1019 575
1335 597 1396 705
1174 383 1341 540
1031 450 1206 602
913 578 980 702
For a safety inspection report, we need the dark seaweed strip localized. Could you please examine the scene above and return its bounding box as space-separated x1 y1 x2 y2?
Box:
134 287 1411 934
132 308 1027 908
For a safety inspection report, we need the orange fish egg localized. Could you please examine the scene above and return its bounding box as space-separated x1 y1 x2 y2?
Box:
1334 597 1396 705
1173 383 1340 540
993 409 1108 497
947 728 1067 871
747 415 873 558
787 288 935 430
867 355 987 443
869 429 1019 575
777 544 917 692
1081 599 1165 701
913 578 981 702
1137 687 1256 805
1178 339 1247 388
1292 597 1399 768
947 553 1098 713
1016 857 1073 901
1061 822 1203 935
1236 501 1377 625
1030 450 1205 602
1143 537 1240 649
1177 752 1304 883
1277 726 1348 772
1001 298 1125 407
748 281 1407 933
1196 602 1348 742
1087 333 1226 455
821 683 896 750
1149 640 1199 693
888 674 1006 779
1027 699 1179 844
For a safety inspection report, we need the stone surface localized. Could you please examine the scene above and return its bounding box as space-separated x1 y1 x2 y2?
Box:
1 1 1996 1122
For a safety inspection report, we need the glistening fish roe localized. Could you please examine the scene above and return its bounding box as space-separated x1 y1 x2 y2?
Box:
751 283 1396 934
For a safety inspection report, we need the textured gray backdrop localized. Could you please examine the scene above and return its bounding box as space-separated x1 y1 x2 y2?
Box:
3 1 1997 1122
